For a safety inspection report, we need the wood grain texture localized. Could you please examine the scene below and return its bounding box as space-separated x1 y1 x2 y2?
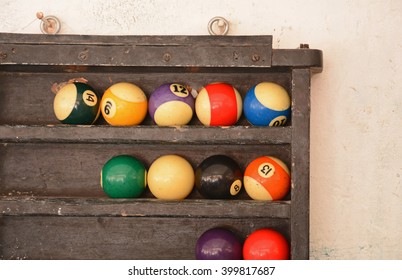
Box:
0 197 290 219
0 34 273 68
290 68 311 259
0 125 291 145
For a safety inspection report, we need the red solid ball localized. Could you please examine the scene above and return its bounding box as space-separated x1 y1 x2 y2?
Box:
243 228 289 260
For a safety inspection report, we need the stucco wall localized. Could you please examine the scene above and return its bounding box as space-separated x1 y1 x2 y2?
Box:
0 0 401 259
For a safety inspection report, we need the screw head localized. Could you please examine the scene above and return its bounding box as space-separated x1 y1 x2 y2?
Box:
163 53 171 62
78 50 88 61
252 54 260 62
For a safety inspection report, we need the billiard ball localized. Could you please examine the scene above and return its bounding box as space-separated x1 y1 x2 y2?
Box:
244 82 291 126
100 82 147 126
244 156 290 201
100 155 147 198
195 155 242 199
243 228 289 260
148 83 195 126
195 228 242 260
195 82 242 126
147 154 194 200
53 82 101 124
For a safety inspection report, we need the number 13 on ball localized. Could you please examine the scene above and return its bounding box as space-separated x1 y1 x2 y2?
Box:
244 156 290 201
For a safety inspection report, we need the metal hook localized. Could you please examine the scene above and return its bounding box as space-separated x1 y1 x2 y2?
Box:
36 12 61 34
208 17 229 35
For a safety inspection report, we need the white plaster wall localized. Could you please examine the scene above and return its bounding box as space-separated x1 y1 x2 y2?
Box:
0 0 401 259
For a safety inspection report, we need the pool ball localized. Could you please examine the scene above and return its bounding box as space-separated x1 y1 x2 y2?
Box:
100 155 147 198
53 82 101 124
196 228 242 260
244 82 291 126
148 83 195 126
243 228 289 260
100 82 147 126
147 155 194 200
195 82 242 126
195 155 242 199
244 156 290 201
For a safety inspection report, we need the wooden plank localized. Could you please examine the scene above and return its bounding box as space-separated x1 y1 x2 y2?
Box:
0 125 291 145
0 216 289 260
0 34 273 68
290 68 311 259
0 44 271 68
0 197 290 219
0 33 273 46
272 49 323 72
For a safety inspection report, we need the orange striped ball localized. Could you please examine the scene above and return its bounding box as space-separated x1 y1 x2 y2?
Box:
244 156 290 201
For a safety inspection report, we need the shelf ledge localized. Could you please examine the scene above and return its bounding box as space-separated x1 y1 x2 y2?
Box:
0 125 291 145
0 196 290 219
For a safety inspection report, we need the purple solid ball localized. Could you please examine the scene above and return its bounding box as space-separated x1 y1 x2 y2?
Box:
148 83 195 126
195 228 243 260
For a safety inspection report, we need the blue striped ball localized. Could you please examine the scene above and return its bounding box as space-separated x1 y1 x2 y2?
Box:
244 82 291 126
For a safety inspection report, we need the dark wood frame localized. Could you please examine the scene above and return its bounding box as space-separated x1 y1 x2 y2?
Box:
0 33 322 260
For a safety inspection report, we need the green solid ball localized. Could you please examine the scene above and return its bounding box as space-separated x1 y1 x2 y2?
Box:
101 155 147 198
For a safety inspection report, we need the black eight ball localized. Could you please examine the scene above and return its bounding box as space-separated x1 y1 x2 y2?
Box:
195 155 243 199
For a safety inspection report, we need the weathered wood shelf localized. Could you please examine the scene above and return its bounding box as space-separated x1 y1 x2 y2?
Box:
0 33 322 70
0 197 290 219
0 125 291 144
0 33 322 260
